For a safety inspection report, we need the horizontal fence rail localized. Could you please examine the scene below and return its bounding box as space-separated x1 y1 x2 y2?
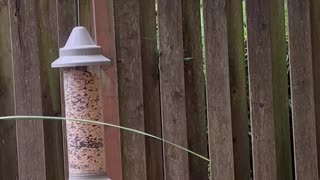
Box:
0 0 320 180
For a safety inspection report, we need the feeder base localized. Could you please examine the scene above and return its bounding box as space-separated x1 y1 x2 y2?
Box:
69 175 110 180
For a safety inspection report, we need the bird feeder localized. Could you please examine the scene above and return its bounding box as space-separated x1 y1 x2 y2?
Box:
52 26 110 180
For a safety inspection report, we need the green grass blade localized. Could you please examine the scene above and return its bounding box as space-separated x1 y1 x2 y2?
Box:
0 115 210 162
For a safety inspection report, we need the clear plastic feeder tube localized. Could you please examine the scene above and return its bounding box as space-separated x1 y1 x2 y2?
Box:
63 66 107 179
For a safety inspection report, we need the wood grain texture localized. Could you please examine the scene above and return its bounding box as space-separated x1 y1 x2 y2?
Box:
311 0 320 178
270 0 293 179
79 0 92 32
92 0 123 179
56 0 77 178
36 0 65 179
182 0 208 179
227 0 250 179
9 0 47 179
246 0 278 179
114 0 147 179
247 0 293 179
139 0 164 179
56 0 76 46
287 0 319 179
157 0 189 180
0 0 18 179
203 0 235 179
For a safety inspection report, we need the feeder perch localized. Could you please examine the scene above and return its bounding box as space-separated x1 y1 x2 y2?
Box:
52 26 110 180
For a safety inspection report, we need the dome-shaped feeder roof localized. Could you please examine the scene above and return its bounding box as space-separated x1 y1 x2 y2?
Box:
51 26 111 68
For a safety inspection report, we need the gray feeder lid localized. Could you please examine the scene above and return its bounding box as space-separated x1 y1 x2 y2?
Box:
51 26 111 68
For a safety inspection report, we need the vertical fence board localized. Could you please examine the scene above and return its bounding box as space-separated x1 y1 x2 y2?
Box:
182 0 208 179
311 0 320 177
227 0 250 179
246 0 279 179
270 0 293 179
56 0 77 178
287 0 319 179
140 0 164 179
79 0 92 32
92 0 123 179
36 0 65 179
9 0 47 179
56 0 76 46
157 0 189 179
247 0 293 179
203 0 235 180
0 1 18 179
114 0 147 180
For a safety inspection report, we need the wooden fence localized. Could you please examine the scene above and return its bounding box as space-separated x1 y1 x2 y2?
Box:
0 0 319 180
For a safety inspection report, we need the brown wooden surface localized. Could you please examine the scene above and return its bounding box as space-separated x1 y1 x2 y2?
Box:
203 0 235 179
0 1 18 179
79 0 92 33
139 0 164 180
56 0 77 179
182 0 209 179
227 0 250 179
311 0 320 177
270 0 293 179
157 0 189 180
57 0 76 47
9 0 47 179
114 0 147 180
92 0 123 179
36 0 65 179
246 0 278 179
287 0 319 179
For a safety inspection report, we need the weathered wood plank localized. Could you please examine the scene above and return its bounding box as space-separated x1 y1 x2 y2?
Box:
36 0 64 179
56 0 77 179
157 0 189 179
0 1 18 179
310 0 320 177
287 0 319 179
114 0 147 179
270 0 293 179
246 0 277 179
79 0 92 32
92 0 123 179
247 0 293 179
139 0 164 179
56 0 76 46
9 0 47 179
182 0 208 179
203 0 235 179
227 0 250 179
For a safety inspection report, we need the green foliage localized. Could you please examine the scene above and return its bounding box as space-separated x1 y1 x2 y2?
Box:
243 1 247 40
